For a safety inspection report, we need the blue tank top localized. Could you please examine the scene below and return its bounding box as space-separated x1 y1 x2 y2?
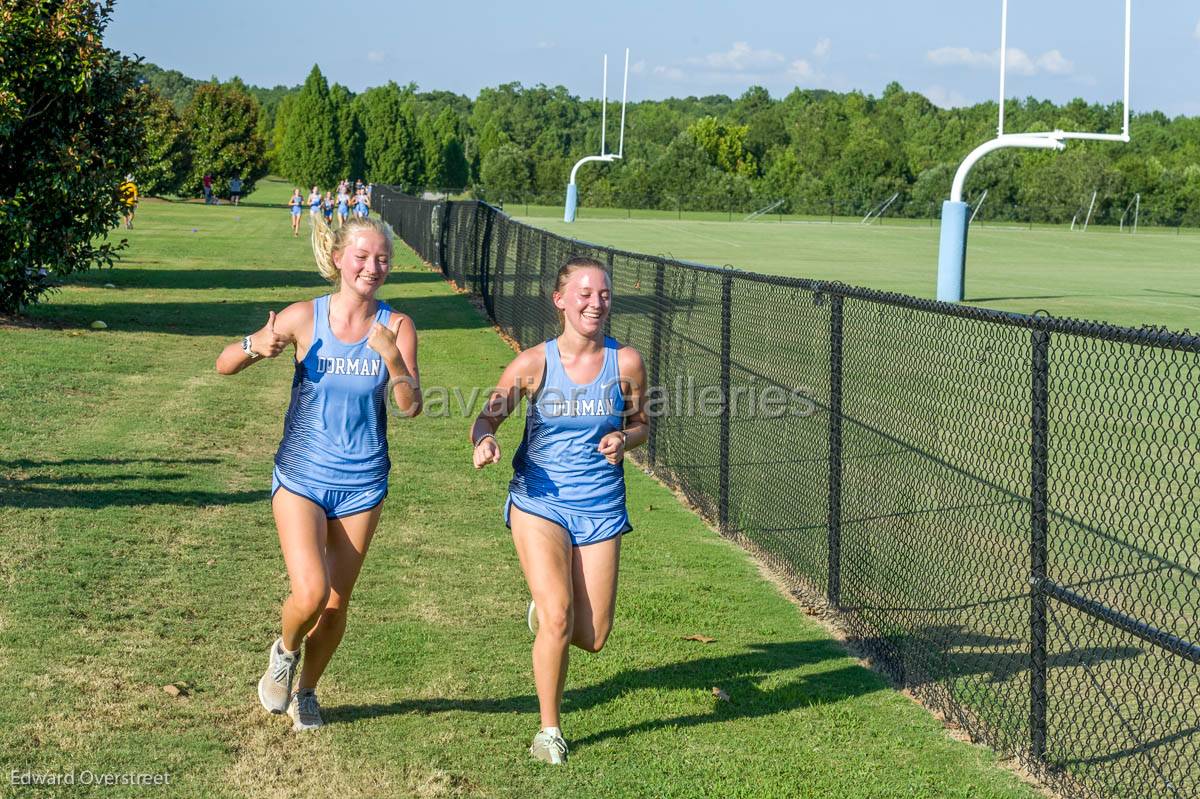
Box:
309 194 321 210
275 294 393 489
510 337 626 513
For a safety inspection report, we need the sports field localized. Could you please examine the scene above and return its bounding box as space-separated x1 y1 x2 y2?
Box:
515 205 1200 331
0 192 1049 797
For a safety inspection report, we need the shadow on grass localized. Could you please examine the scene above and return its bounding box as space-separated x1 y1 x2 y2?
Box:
70 268 445 291
847 623 1141 689
66 268 441 291
24 293 489 335
327 639 880 748
0 456 263 509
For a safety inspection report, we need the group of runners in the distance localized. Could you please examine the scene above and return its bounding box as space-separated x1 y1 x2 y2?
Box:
216 201 645 765
289 178 371 236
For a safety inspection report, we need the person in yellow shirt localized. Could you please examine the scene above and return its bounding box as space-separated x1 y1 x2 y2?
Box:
119 176 138 229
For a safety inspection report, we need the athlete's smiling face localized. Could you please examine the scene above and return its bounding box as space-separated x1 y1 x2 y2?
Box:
336 230 391 297
555 266 611 338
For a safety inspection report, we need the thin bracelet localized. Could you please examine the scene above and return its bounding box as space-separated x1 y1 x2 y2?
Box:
616 429 628 445
473 432 497 448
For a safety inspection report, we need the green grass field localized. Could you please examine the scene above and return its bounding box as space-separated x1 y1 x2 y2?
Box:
0 198 1049 797
513 205 1200 331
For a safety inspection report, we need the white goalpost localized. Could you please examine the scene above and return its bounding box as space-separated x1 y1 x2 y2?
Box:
936 0 1132 301
563 49 630 223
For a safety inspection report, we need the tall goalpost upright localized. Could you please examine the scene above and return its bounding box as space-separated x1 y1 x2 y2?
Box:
936 0 1132 302
564 49 630 223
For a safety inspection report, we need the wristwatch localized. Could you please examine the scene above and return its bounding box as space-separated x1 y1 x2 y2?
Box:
242 335 260 359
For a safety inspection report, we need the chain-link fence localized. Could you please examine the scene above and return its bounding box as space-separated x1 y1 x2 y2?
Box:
477 192 1199 235
376 186 1200 799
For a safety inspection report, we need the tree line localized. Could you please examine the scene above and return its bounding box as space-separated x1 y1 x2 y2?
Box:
139 65 1200 226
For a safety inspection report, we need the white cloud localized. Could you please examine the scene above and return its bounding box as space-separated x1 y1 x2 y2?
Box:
689 41 785 72
788 59 815 80
922 85 968 109
1005 49 1037 76
630 60 646 75
366 50 385 64
927 46 1072 76
1036 49 1073 75
927 46 993 69
653 41 828 88
812 38 832 59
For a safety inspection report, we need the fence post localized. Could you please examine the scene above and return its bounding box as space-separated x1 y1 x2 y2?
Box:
439 202 451 274
478 206 495 318
718 272 733 534
528 235 547 343
1030 327 1051 762
647 261 666 468
484 215 506 320
604 251 615 338
827 293 844 608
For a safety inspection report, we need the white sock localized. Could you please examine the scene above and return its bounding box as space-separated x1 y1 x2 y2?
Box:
277 639 300 659
542 726 562 739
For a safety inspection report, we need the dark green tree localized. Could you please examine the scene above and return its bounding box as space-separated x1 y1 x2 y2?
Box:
270 92 296 175
280 65 340 188
354 83 422 186
330 83 364 180
480 143 531 201
0 0 148 312
137 88 191 196
182 81 268 198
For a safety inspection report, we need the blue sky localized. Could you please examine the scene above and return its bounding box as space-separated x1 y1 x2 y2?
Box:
109 1 1200 118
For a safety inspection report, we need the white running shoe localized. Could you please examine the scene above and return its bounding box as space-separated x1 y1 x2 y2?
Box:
527 599 538 634
529 729 569 764
287 688 324 732
257 638 298 714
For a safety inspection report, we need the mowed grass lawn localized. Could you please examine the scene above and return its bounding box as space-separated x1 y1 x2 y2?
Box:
517 206 1200 331
0 196 1044 798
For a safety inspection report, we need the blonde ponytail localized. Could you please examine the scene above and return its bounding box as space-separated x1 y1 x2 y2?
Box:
310 213 396 283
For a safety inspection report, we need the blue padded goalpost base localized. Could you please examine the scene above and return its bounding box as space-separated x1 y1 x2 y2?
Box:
563 183 578 222
937 200 970 302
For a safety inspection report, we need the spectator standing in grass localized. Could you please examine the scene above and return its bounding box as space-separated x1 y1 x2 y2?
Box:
202 173 214 204
119 175 138 229
229 176 243 206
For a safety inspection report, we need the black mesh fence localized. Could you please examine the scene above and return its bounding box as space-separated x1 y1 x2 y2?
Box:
375 186 1200 799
